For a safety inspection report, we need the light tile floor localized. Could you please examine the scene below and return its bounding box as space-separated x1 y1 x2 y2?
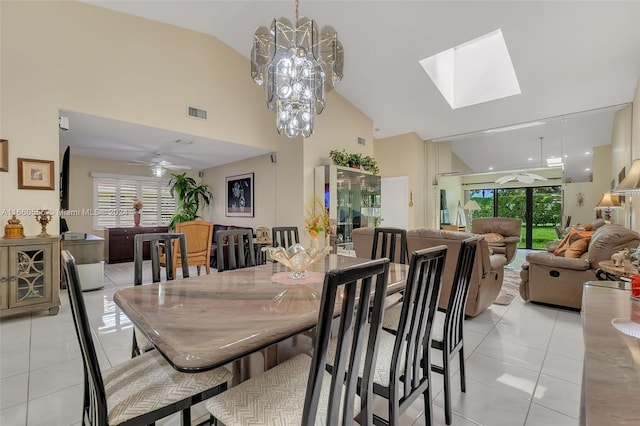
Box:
0 250 582 425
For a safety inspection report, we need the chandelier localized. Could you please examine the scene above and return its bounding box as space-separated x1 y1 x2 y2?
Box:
251 0 344 138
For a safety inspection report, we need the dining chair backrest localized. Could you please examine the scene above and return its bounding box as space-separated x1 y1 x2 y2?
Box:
442 236 478 353
62 250 109 424
215 229 256 272
134 233 189 285
391 245 447 418
430 236 478 425
272 226 300 248
305 257 390 425
372 227 408 264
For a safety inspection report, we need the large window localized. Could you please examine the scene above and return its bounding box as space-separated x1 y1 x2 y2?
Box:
468 185 561 249
92 173 175 229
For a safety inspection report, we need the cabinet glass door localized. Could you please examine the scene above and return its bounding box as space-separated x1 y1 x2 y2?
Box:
315 165 381 252
9 245 51 308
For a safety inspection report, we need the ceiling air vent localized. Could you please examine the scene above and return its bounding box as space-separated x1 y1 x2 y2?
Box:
357 137 366 145
188 106 207 120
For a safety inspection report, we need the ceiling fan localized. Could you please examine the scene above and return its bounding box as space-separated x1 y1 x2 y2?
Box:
128 153 191 177
494 173 548 184
494 136 549 185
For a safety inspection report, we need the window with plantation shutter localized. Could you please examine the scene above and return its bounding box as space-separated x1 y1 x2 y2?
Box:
92 173 176 230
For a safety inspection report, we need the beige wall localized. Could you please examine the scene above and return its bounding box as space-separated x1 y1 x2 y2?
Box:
374 132 425 229
0 1 372 241
563 145 611 225
0 1 281 235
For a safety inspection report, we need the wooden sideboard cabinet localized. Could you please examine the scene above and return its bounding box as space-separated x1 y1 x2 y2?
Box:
0 236 61 318
106 226 168 263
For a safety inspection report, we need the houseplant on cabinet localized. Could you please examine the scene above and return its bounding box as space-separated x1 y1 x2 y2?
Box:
168 172 213 230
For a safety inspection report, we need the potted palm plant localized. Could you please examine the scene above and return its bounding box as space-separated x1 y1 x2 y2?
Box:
168 172 213 230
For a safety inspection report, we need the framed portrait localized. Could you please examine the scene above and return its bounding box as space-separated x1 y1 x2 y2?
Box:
18 158 55 190
0 139 7 172
226 172 254 217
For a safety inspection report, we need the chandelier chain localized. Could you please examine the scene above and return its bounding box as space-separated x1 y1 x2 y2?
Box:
295 0 299 25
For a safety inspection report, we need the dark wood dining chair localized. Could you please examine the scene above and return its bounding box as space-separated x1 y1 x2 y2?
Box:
61 250 232 426
381 236 478 424
131 232 189 358
327 245 447 425
272 226 300 248
372 227 408 265
206 258 391 425
372 227 409 308
215 228 256 272
430 237 478 425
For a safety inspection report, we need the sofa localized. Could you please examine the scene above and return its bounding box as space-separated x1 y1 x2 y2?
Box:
352 227 507 317
471 217 522 264
210 224 254 268
519 224 640 309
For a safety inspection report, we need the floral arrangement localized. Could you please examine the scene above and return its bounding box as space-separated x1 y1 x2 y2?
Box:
132 198 144 212
305 196 330 237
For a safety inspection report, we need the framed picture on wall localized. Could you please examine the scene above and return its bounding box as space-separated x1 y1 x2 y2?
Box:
0 139 7 172
225 172 254 217
17 158 55 190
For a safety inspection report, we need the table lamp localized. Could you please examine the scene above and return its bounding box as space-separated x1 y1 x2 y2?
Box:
464 200 481 227
593 192 622 224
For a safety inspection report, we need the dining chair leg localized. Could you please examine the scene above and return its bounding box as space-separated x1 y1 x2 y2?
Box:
459 345 466 393
443 353 452 425
181 407 191 426
423 384 433 426
197 265 202 276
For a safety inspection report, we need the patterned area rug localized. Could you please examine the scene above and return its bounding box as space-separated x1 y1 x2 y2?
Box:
494 267 521 305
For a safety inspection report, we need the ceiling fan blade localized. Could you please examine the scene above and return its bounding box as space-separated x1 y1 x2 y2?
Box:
495 175 516 184
526 173 548 181
165 164 191 170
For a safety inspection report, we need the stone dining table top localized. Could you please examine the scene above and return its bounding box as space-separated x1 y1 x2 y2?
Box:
582 284 640 425
114 254 408 372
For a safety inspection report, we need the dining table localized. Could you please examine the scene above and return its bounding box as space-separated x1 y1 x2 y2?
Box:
113 254 408 374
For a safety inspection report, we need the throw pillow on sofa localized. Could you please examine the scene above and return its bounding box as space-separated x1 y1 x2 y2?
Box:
482 233 505 243
554 229 593 257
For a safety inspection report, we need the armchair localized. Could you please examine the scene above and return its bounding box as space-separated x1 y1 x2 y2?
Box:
161 220 213 277
519 224 640 309
471 217 522 264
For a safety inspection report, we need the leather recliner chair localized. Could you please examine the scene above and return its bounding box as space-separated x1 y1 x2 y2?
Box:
471 217 522 264
519 224 640 309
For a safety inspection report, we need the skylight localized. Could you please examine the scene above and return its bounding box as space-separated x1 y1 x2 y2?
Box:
419 29 521 109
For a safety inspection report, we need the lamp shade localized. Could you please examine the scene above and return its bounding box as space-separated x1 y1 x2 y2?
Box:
593 193 622 210
613 159 640 194
464 200 481 211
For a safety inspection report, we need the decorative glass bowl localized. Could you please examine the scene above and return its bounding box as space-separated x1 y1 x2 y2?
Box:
263 243 332 279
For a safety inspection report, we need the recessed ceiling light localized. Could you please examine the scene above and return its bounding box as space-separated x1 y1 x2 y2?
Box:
585 168 591 171
419 29 521 109
488 166 494 170
528 157 533 161
585 151 591 155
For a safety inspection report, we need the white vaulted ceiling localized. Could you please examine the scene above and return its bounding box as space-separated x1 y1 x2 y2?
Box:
68 0 639 178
